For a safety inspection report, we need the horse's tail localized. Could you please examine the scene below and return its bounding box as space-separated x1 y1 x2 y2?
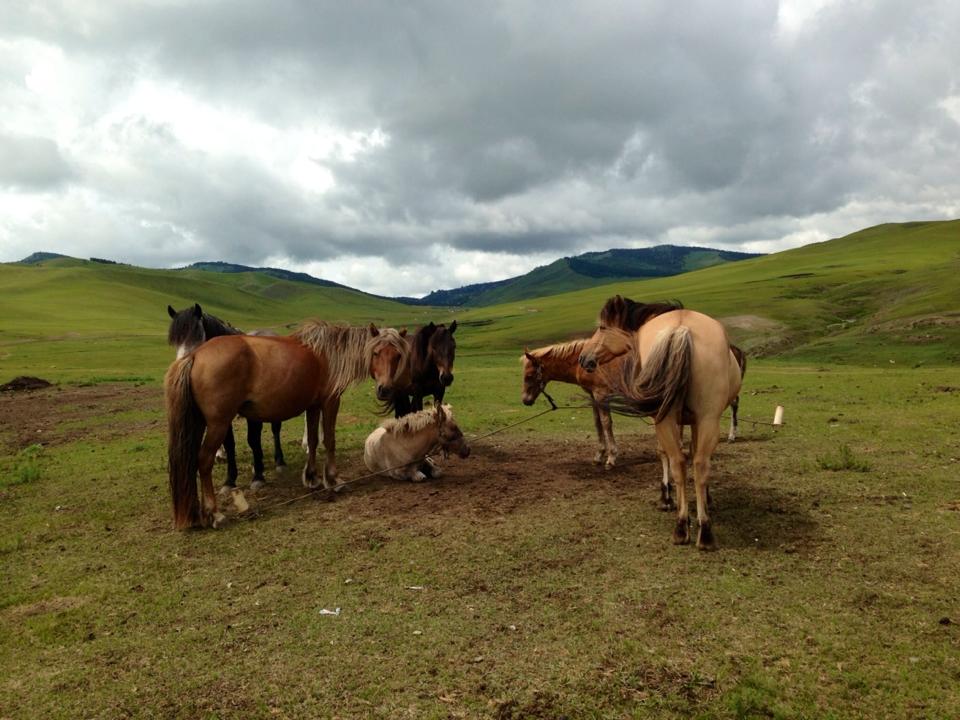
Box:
164 356 205 529
607 326 693 423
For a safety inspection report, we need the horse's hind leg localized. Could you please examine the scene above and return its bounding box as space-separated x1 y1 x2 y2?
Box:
655 419 688 544
221 424 238 490
271 421 286 468
246 420 266 490
320 395 341 487
728 396 739 442
656 438 674 511
301 407 321 489
199 421 230 528
692 422 721 551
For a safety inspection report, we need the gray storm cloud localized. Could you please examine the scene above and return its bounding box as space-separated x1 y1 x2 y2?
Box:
1 0 958 295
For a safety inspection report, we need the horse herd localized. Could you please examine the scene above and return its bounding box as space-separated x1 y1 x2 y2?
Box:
165 295 745 550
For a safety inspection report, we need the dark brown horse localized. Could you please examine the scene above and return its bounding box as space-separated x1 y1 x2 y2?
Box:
388 321 458 417
166 303 285 489
165 322 409 529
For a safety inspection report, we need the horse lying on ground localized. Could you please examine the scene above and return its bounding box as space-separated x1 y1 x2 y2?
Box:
165 321 409 529
579 295 742 550
363 404 470 482
167 303 285 489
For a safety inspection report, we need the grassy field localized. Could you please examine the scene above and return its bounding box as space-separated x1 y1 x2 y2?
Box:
1 355 959 719
2 221 960 717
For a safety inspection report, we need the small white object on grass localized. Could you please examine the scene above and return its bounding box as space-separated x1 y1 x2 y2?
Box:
773 405 785 426
319 607 341 616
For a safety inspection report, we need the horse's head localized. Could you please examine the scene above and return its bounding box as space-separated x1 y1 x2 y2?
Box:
520 348 544 406
367 324 409 402
436 404 470 459
167 303 205 359
427 320 457 387
578 324 634 373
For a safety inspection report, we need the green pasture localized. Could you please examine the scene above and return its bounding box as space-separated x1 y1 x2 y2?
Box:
1 354 959 719
2 220 960 717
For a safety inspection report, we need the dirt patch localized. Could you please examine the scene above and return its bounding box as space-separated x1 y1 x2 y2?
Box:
6 595 87 620
0 376 53 392
0 383 163 450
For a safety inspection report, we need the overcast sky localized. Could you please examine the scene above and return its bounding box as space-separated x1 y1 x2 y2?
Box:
1 1 958 297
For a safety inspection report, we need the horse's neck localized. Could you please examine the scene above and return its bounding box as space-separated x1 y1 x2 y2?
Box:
203 316 239 339
539 351 580 384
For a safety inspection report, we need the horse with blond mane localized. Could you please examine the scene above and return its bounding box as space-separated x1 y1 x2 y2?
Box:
165 321 409 529
579 296 742 550
363 404 470 482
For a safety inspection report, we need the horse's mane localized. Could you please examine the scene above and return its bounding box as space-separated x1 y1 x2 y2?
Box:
410 323 438 377
379 404 453 435
202 313 242 338
526 339 588 365
598 295 683 331
293 321 408 396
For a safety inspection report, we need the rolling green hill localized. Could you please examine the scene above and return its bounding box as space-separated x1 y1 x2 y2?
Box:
1 220 958 383
411 245 759 306
450 220 960 365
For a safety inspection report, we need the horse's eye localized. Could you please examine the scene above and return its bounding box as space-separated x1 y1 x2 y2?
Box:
373 351 380 357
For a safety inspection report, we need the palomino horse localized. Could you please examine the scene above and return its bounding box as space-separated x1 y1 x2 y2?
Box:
520 339 629 468
165 321 409 529
578 296 742 550
363 404 470 482
167 303 285 489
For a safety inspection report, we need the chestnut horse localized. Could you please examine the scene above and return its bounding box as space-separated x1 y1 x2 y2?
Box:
521 340 629 468
165 322 409 529
579 296 742 550
166 303 285 488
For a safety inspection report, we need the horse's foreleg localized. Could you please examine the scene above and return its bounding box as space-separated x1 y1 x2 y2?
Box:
728 396 739 442
590 398 605 465
321 395 341 488
693 422 721 551
301 407 321 489
199 422 230 528
600 403 617 469
246 420 266 490
272 421 286 467
411 393 424 413
222 424 238 489
655 420 688 544
301 411 309 450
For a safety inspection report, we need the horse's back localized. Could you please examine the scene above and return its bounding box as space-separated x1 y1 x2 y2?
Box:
640 309 736 418
190 335 326 421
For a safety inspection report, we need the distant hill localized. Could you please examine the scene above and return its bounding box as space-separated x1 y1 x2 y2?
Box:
183 261 351 291
408 245 761 306
18 252 69 264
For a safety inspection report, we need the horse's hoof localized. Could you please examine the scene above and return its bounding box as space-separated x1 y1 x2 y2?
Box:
218 484 233 497
659 499 676 512
302 468 320 489
672 519 690 545
412 471 427 482
275 461 287 470
250 479 266 491
212 512 226 529
697 521 717 550
593 454 604 465
604 459 616 470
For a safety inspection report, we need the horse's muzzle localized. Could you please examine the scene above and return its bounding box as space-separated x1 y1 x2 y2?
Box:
441 372 454 387
521 394 535 406
376 385 393 401
579 353 598 372
458 443 471 459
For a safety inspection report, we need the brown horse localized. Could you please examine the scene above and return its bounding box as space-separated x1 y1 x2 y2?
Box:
165 322 409 529
521 339 629 468
578 296 742 550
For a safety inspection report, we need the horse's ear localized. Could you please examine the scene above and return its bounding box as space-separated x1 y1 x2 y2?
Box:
369 323 379 337
449 320 457 334
167 305 177 319
523 348 536 362
427 321 435 330
399 327 408 337
193 303 202 318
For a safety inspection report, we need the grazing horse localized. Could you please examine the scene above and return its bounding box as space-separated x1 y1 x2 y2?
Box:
389 321 458 417
520 339 630 468
166 303 285 489
579 295 742 550
363 404 470 482
165 322 409 529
